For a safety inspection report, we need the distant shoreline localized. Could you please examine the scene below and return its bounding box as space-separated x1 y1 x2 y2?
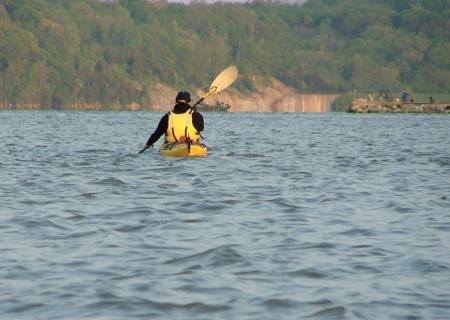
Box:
0 81 340 112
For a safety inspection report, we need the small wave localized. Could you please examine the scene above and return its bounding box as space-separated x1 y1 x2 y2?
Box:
79 192 100 198
114 224 146 233
85 298 231 313
191 203 227 212
66 212 87 220
351 264 382 273
175 284 239 295
76 149 112 154
232 269 264 276
384 201 416 214
94 177 126 186
287 268 328 279
281 213 309 222
431 224 450 232
351 244 372 249
308 298 333 306
394 206 415 213
73 160 93 166
165 245 246 267
410 258 449 273
18 179 39 187
182 218 203 223
369 248 395 257
263 298 302 308
300 242 336 250
339 228 377 237
305 305 347 319
59 171 75 176
13 217 69 231
297 171 313 178
431 156 450 167
157 182 178 188
139 299 231 313
238 153 265 158
191 178 208 187
5 303 46 314
304 194 338 203
58 162 71 168
52 229 95 240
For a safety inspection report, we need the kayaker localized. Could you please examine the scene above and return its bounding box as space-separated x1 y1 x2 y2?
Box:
144 91 204 148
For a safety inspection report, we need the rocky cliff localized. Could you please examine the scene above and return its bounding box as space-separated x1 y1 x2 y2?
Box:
203 79 339 113
151 78 339 113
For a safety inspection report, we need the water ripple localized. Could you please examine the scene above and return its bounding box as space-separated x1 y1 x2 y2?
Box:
1 111 449 320
165 245 246 267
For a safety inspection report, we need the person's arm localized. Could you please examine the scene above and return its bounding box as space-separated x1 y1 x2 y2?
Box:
192 111 204 132
145 113 169 147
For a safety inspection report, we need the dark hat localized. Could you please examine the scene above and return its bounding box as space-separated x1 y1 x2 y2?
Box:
175 91 191 103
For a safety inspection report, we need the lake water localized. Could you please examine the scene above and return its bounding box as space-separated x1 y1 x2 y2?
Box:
1 111 449 319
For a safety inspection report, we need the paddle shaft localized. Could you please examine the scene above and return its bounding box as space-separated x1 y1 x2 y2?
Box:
191 96 205 110
138 146 149 154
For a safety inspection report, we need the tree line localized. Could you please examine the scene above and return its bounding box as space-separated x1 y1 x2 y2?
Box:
0 0 448 108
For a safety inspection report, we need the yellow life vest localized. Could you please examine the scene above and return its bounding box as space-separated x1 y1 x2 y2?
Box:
165 109 201 143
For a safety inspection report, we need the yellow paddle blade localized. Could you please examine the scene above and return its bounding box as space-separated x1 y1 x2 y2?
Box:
209 65 239 95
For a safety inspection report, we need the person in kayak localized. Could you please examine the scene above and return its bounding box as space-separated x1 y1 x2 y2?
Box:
144 91 204 148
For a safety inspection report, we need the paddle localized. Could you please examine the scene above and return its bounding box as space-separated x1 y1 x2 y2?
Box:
192 65 239 110
139 65 238 154
138 146 149 154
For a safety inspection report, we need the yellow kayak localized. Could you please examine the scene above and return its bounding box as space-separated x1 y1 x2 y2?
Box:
159 142 208 157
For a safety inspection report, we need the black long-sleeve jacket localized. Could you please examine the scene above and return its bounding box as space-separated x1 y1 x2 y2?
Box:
145 103 204 147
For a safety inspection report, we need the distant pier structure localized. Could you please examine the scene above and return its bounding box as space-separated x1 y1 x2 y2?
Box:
348 89 450 113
